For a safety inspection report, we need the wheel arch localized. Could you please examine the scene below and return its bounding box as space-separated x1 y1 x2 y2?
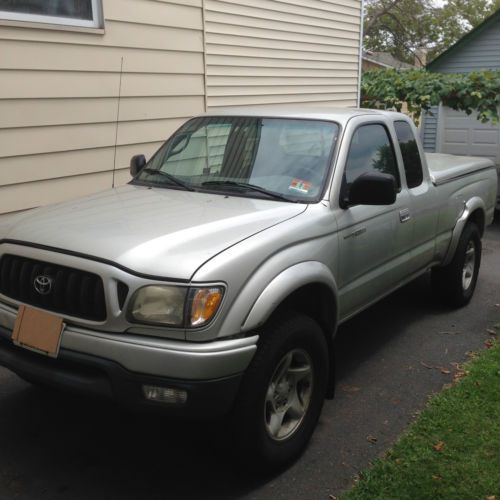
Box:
242 262 338 335
442 196 485 266
241 262 338 399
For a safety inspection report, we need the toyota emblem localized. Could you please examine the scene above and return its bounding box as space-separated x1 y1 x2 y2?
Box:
34 275 54 295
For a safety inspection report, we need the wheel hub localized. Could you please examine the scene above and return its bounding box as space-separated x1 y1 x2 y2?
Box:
264 348 313 441
462 240 476 291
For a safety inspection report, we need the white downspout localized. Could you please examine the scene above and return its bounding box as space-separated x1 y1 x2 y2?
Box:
357 0 365 108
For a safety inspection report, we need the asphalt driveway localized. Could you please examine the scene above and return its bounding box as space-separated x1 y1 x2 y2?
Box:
0 217 499 500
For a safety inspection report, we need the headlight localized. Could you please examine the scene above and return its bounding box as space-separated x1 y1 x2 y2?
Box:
129 285 224 328
130 286 187 326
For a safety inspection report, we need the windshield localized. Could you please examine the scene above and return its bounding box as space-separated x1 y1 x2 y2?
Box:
133 116 339 202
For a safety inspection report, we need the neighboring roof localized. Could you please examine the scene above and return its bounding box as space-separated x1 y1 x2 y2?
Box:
362 51 415 70
427 9 500 70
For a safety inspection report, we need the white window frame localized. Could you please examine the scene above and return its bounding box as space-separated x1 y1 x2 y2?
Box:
0 0 103 29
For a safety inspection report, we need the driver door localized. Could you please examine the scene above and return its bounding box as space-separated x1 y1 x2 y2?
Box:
336 122 413 320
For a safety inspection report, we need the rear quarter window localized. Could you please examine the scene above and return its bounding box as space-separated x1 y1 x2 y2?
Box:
394 121 424 188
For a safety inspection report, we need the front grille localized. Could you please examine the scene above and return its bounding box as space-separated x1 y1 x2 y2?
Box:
0 254 106 321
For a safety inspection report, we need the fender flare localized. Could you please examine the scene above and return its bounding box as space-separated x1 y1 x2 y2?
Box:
442 196 485 266
241 261 339 332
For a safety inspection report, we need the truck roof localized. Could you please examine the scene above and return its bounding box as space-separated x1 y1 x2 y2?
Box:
201 106 404 126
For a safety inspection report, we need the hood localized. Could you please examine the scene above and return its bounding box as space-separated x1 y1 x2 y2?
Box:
0 185 306 280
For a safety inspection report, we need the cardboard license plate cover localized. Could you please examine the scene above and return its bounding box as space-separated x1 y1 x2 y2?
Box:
12 305 65 358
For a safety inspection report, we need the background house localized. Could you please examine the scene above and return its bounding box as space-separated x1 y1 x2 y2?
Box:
421 10 500 169
0 0 363 215
362 50 415 71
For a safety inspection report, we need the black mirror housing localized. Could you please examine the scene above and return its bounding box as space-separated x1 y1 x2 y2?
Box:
348 172 397 206
130 154 146 176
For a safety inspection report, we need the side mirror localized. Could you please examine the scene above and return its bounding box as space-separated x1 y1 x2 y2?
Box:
347 172 397 206
130 154 146 176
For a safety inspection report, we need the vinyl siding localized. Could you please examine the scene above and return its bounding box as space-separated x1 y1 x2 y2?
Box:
204 0 361 109
0 0 205 214
421 106 440 152
430 19 500 73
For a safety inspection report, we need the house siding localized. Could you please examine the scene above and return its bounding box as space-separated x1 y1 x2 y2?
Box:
0 0 206 214
0 0 362 214
204 0 361 108
420 106 440 152
430 18 500 73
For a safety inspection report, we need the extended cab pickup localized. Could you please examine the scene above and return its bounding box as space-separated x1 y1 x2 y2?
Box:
0 108 497 467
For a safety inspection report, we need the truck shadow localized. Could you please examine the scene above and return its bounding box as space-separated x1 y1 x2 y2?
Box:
334 273 438 383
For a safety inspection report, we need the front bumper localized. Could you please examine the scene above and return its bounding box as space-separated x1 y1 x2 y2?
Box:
0 328 243 417
0 302 258 417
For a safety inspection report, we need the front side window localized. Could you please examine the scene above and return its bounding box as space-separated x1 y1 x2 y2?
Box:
0 0 102 28
342 123 400 198
394 121 424 188
134 117 339 203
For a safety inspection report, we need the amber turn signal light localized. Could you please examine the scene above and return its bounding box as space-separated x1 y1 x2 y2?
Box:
189 287 223 327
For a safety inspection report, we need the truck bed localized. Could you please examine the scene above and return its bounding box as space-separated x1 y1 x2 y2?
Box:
425 153 495 186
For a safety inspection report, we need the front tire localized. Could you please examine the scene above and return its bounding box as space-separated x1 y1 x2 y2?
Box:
432 222 481 307
230 312 329 469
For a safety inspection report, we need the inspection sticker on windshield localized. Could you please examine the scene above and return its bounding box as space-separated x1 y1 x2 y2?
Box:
289 179 312 194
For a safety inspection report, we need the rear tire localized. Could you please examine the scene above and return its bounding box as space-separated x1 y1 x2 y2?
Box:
230 312 329 470
432 222 481 307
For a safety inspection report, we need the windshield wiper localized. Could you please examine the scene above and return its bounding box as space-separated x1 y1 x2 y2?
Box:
201 180 296 202
140 168 195 191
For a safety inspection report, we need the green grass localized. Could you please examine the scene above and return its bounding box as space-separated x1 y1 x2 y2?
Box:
342 337 500 500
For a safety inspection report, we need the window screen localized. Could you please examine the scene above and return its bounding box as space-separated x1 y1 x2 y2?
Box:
394 121 424 188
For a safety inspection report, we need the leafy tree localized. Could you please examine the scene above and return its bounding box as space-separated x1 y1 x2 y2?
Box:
364 0 434 65
364 0 500 64
432 0 500 58
361 69 500 125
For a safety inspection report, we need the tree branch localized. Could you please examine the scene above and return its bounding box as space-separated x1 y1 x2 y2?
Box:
364 0 405 35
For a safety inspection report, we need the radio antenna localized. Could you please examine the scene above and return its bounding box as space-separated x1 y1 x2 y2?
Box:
112 57 124 188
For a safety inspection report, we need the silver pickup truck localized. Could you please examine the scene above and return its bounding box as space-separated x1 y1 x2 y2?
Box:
0 108 497 467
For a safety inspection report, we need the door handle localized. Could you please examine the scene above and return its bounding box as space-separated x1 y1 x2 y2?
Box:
399 208 411 223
